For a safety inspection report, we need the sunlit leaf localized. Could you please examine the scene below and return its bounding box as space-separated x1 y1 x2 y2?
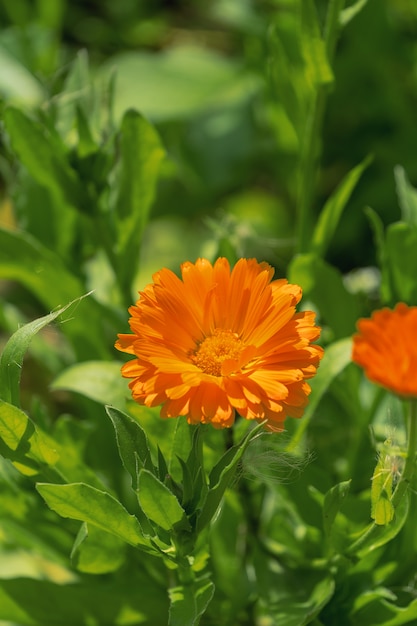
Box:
0 401 59 476
36 482 156 553
0 45 45 107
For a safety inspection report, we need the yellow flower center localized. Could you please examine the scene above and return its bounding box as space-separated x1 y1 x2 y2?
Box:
191 329 244 376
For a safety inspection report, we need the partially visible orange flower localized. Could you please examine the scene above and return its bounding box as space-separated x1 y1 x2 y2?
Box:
116 258 323 431
352 303 417 398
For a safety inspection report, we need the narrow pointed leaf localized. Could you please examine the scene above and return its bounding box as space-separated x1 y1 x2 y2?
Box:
394 165 417 227
0 297 85 406
340 0 369 27
311 156 372 257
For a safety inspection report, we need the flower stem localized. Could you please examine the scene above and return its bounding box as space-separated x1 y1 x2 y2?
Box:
296 0 345 253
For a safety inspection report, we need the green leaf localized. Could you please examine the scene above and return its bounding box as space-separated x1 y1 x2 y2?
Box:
340 0 369 27
254 550 335 626
301 0 334 88
385 222 417 304
137 469 190 532
167 418 195 483
286 337 353 451
196 421 265 533
36 482 156 553
55 49 95 141
51 361 128 409
0 400 60 476
0 297 84 406
0 44 45 107
75 105 97 157
101 46 257 123
288 253 359 338
0 227 114 359
267 27 302 138
157 445 169 482
106 405 155 488
0 572 169 625
71 522 126 574
4 107 83 211
323 480 351 538
347 491 409 559
114 109 165 292
311 156 372 257
394 165 417 227
168 577 215 626
351 590 417 626
365 206 391 302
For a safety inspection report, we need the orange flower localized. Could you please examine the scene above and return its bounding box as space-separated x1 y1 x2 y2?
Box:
352 303 417 398
116 258 323 431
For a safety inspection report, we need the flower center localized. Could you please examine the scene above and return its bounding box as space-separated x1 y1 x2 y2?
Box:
191 329 244 376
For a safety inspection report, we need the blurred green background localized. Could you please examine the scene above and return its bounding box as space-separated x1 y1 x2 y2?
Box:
1 0 417 279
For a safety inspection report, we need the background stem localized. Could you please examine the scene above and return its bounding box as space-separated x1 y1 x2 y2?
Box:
296 0 345 253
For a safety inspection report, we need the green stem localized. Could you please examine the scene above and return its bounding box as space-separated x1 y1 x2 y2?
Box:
296 0 345 253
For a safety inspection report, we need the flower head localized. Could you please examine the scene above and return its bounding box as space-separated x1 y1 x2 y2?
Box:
116 258 323 431
352 303 417 398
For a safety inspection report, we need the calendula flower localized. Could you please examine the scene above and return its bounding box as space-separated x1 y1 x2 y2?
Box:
352 303 417 398
116 258 323 431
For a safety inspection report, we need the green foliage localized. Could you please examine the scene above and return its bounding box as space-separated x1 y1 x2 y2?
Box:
1 0 417 624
